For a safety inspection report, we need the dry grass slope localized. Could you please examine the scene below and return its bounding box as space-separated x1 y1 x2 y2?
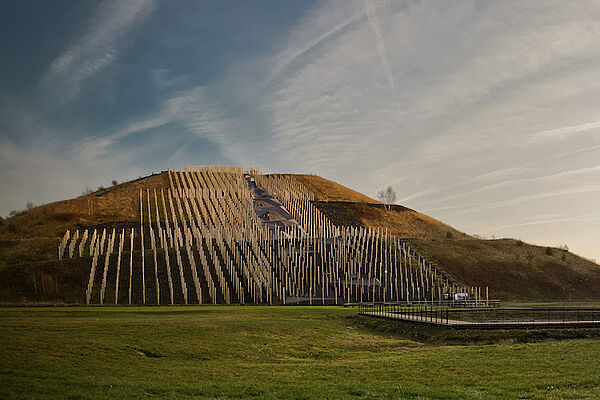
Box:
1 171 599 302
314 202 467 240
411 238 600 301
0 173 167 270
301 176 600 301
287 174 379 203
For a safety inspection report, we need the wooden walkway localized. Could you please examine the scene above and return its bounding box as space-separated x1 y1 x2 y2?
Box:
361 311 600 329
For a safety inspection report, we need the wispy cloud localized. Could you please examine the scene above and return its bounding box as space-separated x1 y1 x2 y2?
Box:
436 164 600 203
398 144 600 205
264 3 363 85
80 87 253 166
397 167 527 203
490 214 600 231
364 0 403 121
40 0 155 103
0 135 143 216
149 68 188 89
451 185 600 216
528 120 600 142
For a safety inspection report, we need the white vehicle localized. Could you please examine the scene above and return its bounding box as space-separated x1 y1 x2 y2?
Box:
454 292 470 301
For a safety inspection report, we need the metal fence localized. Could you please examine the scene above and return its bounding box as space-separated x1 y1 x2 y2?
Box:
452 307 600 324
358 303 451 324
358 302 600 328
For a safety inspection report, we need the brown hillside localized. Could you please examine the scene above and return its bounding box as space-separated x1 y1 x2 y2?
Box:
410 238 600 301
1 171 599 302
288 174 379 203
306 176 600 301
0 173 167 270
314 202 468 240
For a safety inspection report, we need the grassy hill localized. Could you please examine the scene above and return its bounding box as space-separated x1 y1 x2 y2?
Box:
1 170 599 302
287 174 379 203
295 178 600 301
409 238 600 300
0 173 166 270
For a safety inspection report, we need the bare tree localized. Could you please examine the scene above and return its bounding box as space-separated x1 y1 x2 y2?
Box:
82 187 95 215
377 185 397 210
26 201 34 210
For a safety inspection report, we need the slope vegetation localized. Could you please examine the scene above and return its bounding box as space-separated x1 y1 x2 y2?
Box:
1 171 599 302
297 175 600 301
285 174 378 203
409 238 600 300
0 173 167 270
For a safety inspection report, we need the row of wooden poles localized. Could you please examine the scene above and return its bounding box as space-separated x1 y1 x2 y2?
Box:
59 166 481 305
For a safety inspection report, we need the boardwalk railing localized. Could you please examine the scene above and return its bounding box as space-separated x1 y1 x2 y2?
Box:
359 302 452 324
358 302 600 329
357 299 499 311
356 299 500 308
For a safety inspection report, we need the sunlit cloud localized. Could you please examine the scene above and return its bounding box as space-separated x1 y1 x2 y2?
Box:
40 0 155 103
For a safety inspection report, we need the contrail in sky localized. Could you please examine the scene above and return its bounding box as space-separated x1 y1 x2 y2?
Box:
364 0 403 122
491 215 600 231
265 11 363 85
529 120 600 142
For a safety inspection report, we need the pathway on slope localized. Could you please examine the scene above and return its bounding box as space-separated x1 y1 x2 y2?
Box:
245 174 300 234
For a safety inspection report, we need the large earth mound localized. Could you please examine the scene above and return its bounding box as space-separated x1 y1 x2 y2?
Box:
1 170 599 303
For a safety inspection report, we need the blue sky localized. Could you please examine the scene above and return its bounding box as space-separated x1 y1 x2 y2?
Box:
1 0 599 262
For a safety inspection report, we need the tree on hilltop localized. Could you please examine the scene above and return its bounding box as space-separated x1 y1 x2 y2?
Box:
82 187 95 215
377 185 396 210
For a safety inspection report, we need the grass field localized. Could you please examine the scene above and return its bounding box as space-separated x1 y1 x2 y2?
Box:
1 306 600 399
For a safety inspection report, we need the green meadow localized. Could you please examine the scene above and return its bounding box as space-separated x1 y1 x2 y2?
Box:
1 306 599 399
